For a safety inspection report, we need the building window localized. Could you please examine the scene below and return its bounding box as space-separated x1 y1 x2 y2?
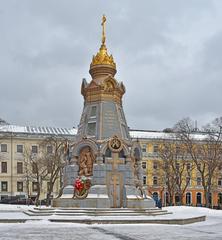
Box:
153 145 159 153
32 146 38 154
186 192 191 205
17 182 23 192
87 122 96 136
143 176 147 185
47 146 53 154
218 193 222 205
197 177 202 186
153 162 158 170
17 145 23 153
142 144 146 153
175 194 181 205
142 162 147 169
153 176 158 185
196 192 202 205
1 144 7 152
90 106 97 117
1 181 8 192
32 182 38 192
218 178 222 186
17 162 23 174
1 162 7 173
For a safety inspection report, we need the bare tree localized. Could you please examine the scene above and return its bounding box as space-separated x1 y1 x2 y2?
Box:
158 137 194 205
41 136 68 206
23 136 70 206
23 146 48 205
174 117 222 207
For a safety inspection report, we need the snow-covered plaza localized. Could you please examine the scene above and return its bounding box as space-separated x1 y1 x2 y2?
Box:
0 205 222 240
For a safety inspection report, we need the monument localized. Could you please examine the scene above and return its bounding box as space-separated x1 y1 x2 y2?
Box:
53 16 154 208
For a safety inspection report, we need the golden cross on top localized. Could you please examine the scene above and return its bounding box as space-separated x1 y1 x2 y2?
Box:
101 14 106 45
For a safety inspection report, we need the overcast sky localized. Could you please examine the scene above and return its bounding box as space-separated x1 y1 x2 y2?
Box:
0 0 222 131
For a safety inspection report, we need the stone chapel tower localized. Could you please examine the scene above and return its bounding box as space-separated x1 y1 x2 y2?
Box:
53 16 154 208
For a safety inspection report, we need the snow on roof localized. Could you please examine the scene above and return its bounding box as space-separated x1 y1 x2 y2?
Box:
130 130 171 139
0 124 77 136
129 130 208 141
0 124 208 141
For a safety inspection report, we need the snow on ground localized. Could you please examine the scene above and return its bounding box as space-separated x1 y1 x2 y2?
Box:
0 203 35 211
0 205 222 240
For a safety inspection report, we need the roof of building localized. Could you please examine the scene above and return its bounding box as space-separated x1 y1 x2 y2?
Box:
130 130 170 139
0 124 77 136
130 129 208 141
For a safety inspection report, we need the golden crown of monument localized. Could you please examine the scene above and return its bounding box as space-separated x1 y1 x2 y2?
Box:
90 15 116 69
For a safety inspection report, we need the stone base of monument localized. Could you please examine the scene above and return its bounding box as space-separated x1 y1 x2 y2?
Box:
52 184 155 208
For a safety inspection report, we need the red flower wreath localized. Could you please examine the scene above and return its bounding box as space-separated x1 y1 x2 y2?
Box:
73 176 91 199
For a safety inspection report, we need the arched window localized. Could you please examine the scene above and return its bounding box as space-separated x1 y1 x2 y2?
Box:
196 192 202 205
186 192 191 205
105 148 111 158
103 148 112 163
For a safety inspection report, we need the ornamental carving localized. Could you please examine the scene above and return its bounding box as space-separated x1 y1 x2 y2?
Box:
108 135 123 152
79 146 95 176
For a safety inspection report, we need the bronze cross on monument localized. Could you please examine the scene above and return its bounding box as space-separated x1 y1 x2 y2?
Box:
107 152 124 207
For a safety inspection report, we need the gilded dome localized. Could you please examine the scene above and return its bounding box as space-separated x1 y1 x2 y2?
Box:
90 44 116 68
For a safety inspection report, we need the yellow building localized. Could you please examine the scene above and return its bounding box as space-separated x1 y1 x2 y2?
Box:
0 124 76 201
130 130 222 208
